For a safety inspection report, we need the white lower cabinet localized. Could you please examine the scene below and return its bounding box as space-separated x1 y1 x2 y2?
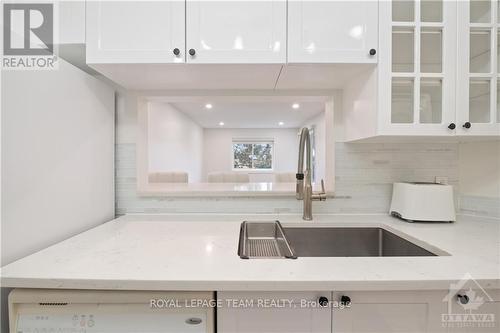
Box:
217 291 331 333
332 291 447 333
218 291 451 333
447 289 500 333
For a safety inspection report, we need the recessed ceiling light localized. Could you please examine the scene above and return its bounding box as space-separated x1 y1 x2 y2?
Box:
205 103 213 109
278 121 284 126
219 121 225 126
292 103 300 109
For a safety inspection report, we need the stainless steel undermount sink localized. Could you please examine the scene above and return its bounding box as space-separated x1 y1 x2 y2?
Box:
283 226 437 257
238 221 438 258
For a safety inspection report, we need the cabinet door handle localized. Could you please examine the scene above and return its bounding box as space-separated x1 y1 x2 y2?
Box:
340 295 351 306
463 122 472 129
369 48 376 56
189 49 196 56
457 294 469 304
173 48 180 56
318 296 329 307
448 123 456 130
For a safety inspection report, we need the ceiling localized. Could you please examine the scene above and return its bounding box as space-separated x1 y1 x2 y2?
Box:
169 101 325 128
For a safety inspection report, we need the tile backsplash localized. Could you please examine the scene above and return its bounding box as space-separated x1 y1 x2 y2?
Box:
459 195 500 219
116 142 466 216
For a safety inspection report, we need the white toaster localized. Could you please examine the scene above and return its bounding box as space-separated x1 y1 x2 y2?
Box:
390 182 456 222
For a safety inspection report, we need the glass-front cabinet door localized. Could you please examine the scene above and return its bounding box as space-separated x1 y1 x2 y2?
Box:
379 0 457 135
457 0 500 135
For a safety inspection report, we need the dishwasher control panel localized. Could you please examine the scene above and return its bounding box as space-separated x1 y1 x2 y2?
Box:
9 289 214 333
17 313 96 332
16 311 208 333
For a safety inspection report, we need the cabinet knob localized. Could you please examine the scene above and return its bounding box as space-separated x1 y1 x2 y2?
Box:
173 48 180 56
448 123 456 130
369 48 376 56
463 122 472 129
340 295 351 306
318 296 329 307
189 48 196 56
457 294 469 304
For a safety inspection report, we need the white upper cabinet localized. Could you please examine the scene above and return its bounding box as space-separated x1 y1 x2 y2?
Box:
344 0 500 141
343 0 459 140
456 0 500 136
288 0 379 63
86 1 185 64
379 0 457 136
58 1 85 44
186 0 287 63
87 0 376 65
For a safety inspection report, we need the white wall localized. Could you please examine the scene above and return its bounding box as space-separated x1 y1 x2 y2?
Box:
459 141 500 198
148 102 203 183
1 59 115 332
202 128 299 182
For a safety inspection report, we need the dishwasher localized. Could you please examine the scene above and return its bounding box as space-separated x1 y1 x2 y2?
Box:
8 289 215 333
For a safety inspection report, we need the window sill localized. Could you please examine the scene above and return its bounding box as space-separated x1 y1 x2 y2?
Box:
137 182 333 198
231 169 275 173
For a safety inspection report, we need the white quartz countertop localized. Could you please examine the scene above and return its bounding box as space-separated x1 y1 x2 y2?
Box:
1 214 499 291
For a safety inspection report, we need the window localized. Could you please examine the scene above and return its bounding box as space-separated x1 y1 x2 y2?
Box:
232 140 273 170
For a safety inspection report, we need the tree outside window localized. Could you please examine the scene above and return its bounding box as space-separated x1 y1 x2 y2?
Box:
233 141 273 170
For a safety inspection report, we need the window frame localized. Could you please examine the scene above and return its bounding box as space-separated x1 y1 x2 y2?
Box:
231 139 275 172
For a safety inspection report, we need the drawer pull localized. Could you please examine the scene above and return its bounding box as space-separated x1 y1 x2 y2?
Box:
186 317 203 325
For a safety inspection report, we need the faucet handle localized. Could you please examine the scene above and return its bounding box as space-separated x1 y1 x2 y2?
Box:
312 179 327 201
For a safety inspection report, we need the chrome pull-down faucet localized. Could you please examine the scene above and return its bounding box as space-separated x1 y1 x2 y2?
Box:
296 127 327 220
